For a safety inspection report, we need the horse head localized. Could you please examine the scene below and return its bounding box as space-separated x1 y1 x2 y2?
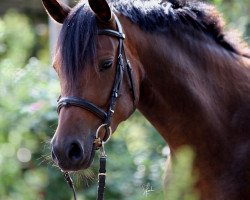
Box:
42 0 141 171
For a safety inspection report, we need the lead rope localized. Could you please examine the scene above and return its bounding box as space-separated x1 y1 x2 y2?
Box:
97 145 107 200
63 172 77 200
95 125 110 200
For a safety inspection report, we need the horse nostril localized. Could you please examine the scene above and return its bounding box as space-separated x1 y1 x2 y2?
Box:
67 142 83 162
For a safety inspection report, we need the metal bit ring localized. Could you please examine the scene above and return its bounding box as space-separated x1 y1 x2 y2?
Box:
95 124 112 144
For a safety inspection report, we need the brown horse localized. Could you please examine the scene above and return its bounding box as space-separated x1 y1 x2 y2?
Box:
42 0 250 199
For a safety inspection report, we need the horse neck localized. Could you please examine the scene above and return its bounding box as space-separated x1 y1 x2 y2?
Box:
119 14 250 199
121 15 250 148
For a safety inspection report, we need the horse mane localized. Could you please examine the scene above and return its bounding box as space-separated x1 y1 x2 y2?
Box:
57 0 250 83
111 0 250 57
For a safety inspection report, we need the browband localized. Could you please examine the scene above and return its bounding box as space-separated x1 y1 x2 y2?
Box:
98 29 125 39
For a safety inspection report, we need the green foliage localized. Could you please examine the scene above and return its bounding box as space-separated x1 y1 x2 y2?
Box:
209 0 250 43
0 11 69 200
0 10 35 66
164 146 198 200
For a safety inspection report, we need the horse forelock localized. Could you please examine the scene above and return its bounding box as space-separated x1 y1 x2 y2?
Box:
56 2 97 86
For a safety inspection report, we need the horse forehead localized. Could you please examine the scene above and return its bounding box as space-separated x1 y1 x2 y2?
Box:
96 35 119 57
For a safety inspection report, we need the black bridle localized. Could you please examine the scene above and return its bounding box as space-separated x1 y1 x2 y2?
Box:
57 14 136 140
57 14 136 200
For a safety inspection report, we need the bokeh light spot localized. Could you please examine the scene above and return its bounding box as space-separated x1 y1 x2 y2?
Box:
17 147 31 163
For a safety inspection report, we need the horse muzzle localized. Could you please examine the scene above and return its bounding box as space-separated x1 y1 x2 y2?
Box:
51 138 95 171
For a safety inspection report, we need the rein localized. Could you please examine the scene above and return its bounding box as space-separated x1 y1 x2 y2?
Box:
57 14 135 200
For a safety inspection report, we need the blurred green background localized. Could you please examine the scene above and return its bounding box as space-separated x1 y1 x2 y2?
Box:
0 0 249 199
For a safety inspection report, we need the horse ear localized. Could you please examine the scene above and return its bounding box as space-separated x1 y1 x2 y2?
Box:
88 0 112 22
41 0 71 23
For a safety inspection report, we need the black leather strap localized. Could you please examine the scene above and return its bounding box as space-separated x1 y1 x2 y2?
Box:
126 61 136 101
96 156 106 200
98 29 125 39
57 97 107 121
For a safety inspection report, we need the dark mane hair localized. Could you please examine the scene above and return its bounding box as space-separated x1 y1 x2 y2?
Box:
112 0 250 56
57 0 250 83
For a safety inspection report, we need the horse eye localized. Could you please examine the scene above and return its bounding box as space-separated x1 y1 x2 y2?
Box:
99 60 113 72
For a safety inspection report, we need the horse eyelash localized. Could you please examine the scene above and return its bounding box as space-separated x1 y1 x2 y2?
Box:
99 59 113 72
